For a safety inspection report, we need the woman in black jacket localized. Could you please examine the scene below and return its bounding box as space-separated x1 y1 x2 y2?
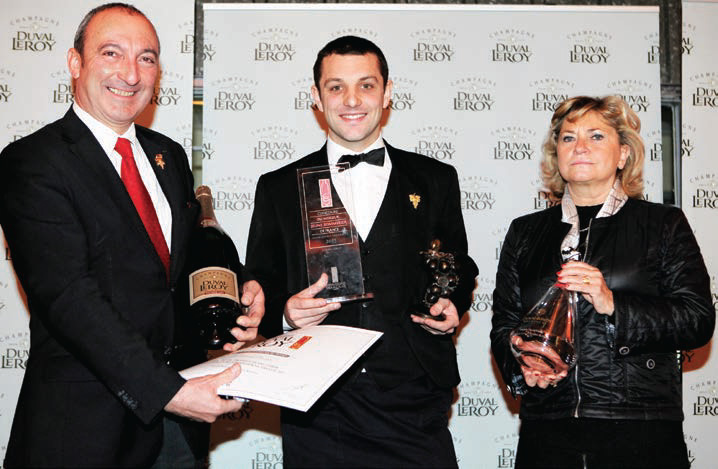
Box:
490 95 714 469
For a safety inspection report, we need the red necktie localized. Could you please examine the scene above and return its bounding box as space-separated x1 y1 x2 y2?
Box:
115 137 170 277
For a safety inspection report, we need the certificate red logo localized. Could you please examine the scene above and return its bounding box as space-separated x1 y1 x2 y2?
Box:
290 336 312 350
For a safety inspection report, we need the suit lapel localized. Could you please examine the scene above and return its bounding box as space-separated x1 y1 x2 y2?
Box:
136 128 187 282
61 109 172 279
378 144 425 245
62 109 151 242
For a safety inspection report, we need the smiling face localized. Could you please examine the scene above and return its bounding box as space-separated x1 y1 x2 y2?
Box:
311 53 392 152
556 111 630 201
67 7 159 134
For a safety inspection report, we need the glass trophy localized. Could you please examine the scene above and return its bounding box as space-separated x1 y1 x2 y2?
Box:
297 164 373 303
510 283 577 374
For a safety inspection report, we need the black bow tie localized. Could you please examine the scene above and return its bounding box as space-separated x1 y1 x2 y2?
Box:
337 148 385 169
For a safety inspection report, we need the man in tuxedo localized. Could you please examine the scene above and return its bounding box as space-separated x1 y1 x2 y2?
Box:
245 35 477 467
0 4 263 467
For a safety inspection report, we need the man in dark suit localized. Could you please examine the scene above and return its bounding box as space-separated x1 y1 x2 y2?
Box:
0 4 263 467
245 35 477 468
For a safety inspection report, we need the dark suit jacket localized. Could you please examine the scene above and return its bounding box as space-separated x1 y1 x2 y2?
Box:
246 143 477 389
0 108 201 467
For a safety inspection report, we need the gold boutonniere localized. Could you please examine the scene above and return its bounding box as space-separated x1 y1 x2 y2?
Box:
409 193 421 209
154 153 166 170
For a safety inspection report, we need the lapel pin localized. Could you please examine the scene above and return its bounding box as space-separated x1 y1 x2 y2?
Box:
409 193 421 210
154 153 166 170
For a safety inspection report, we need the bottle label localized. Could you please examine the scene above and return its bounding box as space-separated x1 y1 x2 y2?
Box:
189 266 240 305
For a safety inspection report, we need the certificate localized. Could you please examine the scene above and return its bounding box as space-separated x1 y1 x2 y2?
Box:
180 325 382 412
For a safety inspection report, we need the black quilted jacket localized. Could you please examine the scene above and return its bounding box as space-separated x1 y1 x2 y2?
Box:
491 198 714 421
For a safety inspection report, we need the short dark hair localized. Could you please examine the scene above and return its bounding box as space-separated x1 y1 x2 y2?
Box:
73 3 158 57
313 35 389 91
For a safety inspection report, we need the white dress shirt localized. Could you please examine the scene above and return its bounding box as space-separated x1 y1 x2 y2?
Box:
73 104 173 250
283 136 392 332
327 135 391 241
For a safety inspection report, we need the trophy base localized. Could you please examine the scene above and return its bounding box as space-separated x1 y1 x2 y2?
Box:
326 292 374 304
413 311 446 321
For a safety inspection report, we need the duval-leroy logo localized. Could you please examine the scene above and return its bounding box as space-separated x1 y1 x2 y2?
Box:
390 77 418 111
689 72 718 108
201 127 218 161
641 179 657 203
684 433 698 467
291 77 314 111
489 28 534 63
682 22 695 56
533 178 560 211
644 32 660 64
50 68 73 105
455 379 504 417
411 125 458 161
330 27 378 41
681 124 696 159
567 30 611 64
0 68 16 104
491 125 537 161
529 78 575 112
202 29 219 62
152 70 184 107
689 380 718 416
645 129 662 162
493 432 520 468
9 16 59 52
178 19 194 55
460 175 498 211
491 226 509 261
0 331 29 370
5 119 47 144
451 77 496 112
181 25 219 62
176 123 193 159
688 173 718 209
252 126 298 161
205 176 256 212
410 28 456 62
211 76 258 111
252 27 298 62
247 435 282 468
217 400 254 421
471 276 495 313
607 79 653 113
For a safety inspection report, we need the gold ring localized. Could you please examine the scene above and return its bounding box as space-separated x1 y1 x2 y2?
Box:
582 276 590 285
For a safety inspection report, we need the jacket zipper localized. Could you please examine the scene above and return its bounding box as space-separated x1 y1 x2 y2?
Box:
573 288 582 418
573 218 593 418
573 358 581 417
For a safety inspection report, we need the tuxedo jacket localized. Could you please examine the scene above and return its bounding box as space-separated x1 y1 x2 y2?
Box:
0 108 202 467
246 143 477 390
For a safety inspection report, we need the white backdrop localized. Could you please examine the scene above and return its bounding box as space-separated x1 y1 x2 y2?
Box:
682 1 718 468
202 5 664 468
0 0 194 461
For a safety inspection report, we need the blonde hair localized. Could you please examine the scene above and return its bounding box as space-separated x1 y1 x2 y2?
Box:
541 95 645 199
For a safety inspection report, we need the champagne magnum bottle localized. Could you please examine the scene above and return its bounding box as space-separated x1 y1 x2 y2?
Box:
188 185 244 349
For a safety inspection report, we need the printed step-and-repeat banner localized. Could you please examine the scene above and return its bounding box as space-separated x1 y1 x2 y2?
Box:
5 3 714 468
682 1 718 467
0 0 194 461
201 5 668 468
